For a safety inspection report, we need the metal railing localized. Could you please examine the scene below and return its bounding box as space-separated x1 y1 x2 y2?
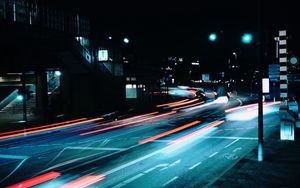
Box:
0 89 18 110
0 0 90 36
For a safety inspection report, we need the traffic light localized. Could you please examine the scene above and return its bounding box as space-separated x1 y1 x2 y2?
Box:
209 33 217 42
17 88 32 101
241 33 253 44
17 89 25 101
123 38 129 44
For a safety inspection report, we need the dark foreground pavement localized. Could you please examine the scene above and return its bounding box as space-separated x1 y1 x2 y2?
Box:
211 126 300 188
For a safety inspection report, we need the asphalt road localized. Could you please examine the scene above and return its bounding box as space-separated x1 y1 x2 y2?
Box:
0 98 280 187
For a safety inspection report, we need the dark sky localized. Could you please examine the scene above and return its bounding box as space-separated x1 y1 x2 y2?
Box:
56 0 299 67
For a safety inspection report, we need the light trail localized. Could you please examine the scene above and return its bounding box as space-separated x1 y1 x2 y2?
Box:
225 101 281 113
156 99 189 107
6 171 61 188
0 117 104 140
225 103 258 113
168 98 199 107
95 111 159 127
172 101 204 111
60 175 105 188
169 120 225 145
139 120 201 144
0 118 87 136
80 111 176 136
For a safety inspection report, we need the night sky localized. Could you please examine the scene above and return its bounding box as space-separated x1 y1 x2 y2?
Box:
55 0 299 68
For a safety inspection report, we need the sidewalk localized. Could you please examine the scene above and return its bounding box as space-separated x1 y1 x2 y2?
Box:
211 126 300 188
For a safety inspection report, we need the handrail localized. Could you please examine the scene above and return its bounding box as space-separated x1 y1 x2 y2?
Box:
0 0 90 36
0 89 18 110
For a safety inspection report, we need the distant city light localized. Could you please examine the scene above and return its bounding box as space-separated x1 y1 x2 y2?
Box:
108 36 112 40
209 33 217 42
54 71 61 76
241 33 253 44
17 95 24 101
123 38 129 44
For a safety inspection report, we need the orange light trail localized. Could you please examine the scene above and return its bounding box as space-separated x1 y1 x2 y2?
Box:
0 118 87 136
168 98 199 107
6 171 61 188
156 99 189 107
95 112 159 127
139 120 201 144
172 101 204 111
60 175 105 188
81 111 176 136
0 117 104 140
169 120 225 145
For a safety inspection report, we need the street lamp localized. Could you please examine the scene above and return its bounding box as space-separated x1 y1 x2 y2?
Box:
232 52 237 60
17 95 24 101
123 37 130 44
209 33 217 42
241 33 253 44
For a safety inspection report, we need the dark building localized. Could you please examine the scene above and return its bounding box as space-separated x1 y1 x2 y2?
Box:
0 0 125 121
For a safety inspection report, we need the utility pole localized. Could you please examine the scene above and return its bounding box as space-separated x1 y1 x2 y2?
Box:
22 72 27 122
257 0 264 162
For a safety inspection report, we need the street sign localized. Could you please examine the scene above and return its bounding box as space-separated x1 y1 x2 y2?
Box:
262 78 270 93
98 50 108 61
268 64 280 81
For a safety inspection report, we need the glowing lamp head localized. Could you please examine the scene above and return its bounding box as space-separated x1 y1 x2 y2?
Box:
17 95 24 101
54 71 61 76
123 38 129 44
209 33 217 42
241 33 253 44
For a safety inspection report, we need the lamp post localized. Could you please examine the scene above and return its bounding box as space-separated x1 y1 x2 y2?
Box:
257 0 264 162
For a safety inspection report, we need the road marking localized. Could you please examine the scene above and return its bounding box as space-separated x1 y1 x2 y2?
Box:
101 139 110 146
124 173 144 184
159 167 169 171
144 164 169 173
0 154 28 160
0 157 29 183
160 159 181 171
233 147 242 152
162 176 178 187
202 136 257 140
209 152 218 158
224 139 239 148
169 159 181 167
67 147 126 151
223 153 238 160
112 173 144 188
189 162 202 170
103 146 165 176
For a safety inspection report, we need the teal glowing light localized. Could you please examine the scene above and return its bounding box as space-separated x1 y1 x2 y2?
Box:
241 33 253 44
209 33 217 42
17 95 24 101
123 38 129 44
54 71 61 76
